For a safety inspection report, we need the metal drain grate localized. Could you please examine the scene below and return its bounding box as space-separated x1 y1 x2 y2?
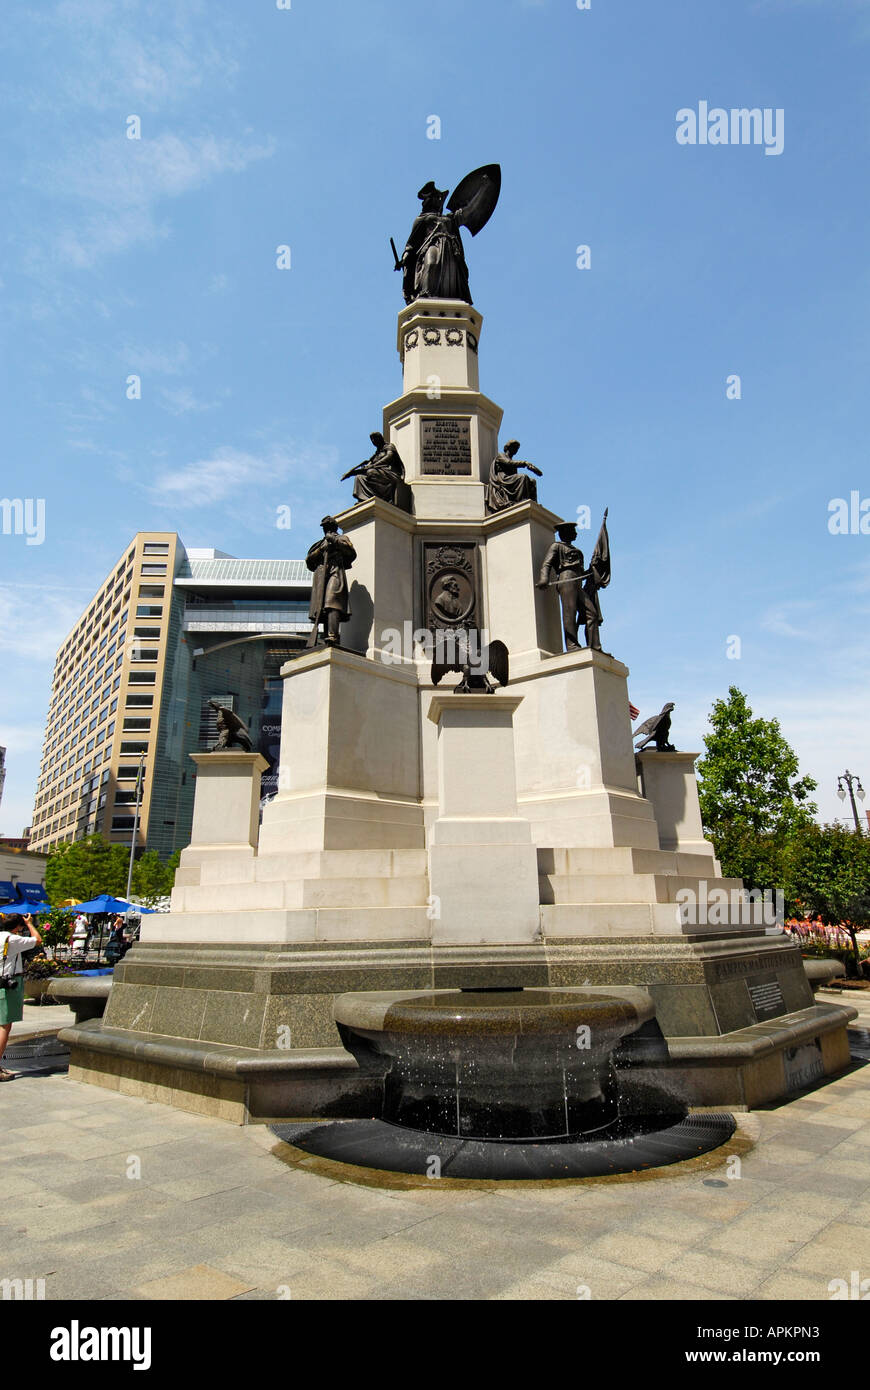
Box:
2 1034 70 1078
270 1112 737 1181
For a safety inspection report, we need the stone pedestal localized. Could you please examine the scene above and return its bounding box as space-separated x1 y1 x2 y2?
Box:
636 751 715 859
383 298 503 521
258 645 424 854
175 753 269 883
427 694 540 945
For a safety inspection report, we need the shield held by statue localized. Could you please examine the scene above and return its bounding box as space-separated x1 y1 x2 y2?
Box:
448 164 502 236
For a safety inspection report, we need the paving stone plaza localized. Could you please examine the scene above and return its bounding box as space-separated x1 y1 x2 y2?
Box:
3 993 869 1303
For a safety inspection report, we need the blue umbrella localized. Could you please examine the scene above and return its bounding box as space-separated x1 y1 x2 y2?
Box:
0 900 52 915
71 894 154 914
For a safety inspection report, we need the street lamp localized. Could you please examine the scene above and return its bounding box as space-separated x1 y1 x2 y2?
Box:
837 769 865 833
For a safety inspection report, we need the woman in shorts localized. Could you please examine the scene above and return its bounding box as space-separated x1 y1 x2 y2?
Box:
0 914 43 1081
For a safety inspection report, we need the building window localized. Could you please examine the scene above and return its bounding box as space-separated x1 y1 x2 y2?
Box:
140 564 167 576
138 585 165 599
125 694 154 708
143 543 170 555
135 606 163 619
122 717 151 731
121 741 149 754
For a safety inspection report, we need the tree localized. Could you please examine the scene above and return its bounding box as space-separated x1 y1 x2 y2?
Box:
45 836 183 907
697 687 818 886
44 834 129 903
784 823 870 975
131 850 175 906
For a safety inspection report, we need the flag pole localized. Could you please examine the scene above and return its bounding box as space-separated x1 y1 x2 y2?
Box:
125 752 145 904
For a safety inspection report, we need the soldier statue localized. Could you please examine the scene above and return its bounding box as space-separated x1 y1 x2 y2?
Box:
537 513 610 653
305 516 356 648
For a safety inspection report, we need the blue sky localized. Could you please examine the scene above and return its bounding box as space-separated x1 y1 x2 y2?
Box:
1 0 868 836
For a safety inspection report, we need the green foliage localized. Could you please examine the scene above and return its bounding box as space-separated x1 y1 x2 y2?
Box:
784 823 870 926
708 823 785 894
40 909 75 951
44 834 129 904
44 834 180 908
130 850 174 906
698 687 818 839
784 823 870 974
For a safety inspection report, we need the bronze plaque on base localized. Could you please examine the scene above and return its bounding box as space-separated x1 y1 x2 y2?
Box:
420 418 472 476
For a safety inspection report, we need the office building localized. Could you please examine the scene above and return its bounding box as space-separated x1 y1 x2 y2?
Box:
29 534 311 858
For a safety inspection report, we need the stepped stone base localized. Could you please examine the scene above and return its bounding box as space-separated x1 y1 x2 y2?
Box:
62 933 857 1123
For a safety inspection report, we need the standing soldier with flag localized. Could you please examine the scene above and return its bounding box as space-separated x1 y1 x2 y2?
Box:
537 510 610 652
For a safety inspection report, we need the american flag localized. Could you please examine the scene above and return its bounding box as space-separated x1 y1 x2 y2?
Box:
629 702 640 721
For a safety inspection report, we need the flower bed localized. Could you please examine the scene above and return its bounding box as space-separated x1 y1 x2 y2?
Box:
785 918 870 984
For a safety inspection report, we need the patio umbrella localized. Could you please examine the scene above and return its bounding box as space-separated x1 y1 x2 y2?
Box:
71 894 154 914
0 901 52 915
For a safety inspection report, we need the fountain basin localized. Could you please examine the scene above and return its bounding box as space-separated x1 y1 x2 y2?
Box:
334 986 657 1141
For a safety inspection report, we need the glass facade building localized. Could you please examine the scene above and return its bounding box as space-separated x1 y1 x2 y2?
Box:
30 536 311 860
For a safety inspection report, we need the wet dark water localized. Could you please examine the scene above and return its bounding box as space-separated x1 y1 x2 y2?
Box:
270 1112 736 1181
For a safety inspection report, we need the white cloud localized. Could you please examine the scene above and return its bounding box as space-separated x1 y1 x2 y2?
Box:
124 341 191 376
143 445 337 510
30 133 273 269
41 2 240 113
759 601 821 641
158 386 221 417
0 582 90 659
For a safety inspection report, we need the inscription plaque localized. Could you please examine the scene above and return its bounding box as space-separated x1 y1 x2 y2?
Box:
746 972 786 1022
421 417 472 476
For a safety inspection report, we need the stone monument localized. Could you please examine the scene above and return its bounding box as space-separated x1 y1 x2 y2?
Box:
63 166 855 1127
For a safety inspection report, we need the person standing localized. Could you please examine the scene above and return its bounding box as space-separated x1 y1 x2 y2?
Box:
0 914 43 1081
72 913 88 955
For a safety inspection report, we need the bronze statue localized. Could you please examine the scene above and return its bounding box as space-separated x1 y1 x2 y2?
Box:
209 701 253 752
485 440 542 514
634 703 676 753
431 630 510 694
341 432 407 509
395 165 501 306
633 706 675 750
537 512 610 652
306 516 356 648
